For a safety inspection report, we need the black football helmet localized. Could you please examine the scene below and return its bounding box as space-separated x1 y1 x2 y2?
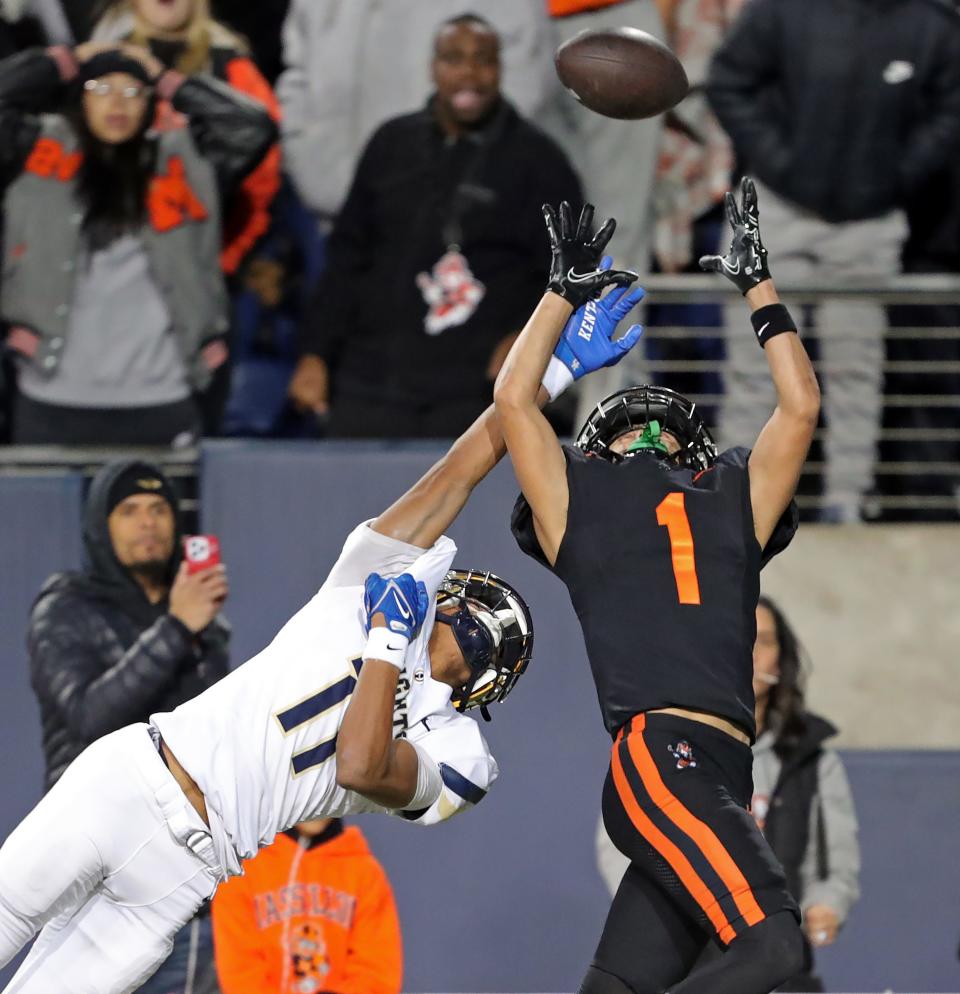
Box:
434 569 534 720
576 385 718 472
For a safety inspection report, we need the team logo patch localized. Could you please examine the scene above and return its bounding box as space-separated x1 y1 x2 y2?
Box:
668 740 697 770
289 922 330 992
416 249 486 335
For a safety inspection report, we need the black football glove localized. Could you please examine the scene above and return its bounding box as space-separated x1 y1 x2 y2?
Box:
699 176 771 294
543 201 638 309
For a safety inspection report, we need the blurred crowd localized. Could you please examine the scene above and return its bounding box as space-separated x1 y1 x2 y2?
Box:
6 4 951 986
0 0 958 522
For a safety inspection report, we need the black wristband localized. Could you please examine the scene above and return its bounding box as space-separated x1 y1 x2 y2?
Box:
750 303 797 347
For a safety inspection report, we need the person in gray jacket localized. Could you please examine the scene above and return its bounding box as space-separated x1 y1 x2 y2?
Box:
596 593 860 992
0 42 276 444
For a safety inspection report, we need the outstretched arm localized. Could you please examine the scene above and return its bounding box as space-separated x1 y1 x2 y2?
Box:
496 203 640 566
370 395 548 551
373 203 638 553
701 178 820 548
494 294 573 565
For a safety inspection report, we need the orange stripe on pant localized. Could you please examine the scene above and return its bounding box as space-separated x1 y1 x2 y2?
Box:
626 715 766 929
610 733 738 944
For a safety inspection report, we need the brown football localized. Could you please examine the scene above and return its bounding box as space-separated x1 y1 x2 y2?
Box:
555 27 688 120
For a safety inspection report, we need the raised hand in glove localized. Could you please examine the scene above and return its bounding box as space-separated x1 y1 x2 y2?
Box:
362 572 430 669
364 573 429 640
543 202 637 309
699 177 771 294
543 260 645 398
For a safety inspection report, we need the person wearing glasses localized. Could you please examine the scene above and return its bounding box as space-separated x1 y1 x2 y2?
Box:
0 42 276 445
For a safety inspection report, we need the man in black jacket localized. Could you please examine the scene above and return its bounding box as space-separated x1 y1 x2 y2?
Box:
707 0 960 522
27 457 229 993
287 12 582 438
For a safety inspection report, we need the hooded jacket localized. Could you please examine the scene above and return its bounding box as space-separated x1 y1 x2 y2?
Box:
211 822 402 994
706 0 960 221
27 459 229 790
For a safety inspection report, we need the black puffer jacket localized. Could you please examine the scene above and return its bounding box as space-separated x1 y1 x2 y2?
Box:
707 0 960 221
28 460 229 790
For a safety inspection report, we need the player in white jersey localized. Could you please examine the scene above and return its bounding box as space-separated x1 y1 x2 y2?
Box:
0 201 641 994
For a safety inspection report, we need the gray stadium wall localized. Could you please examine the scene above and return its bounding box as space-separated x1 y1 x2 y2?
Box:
0 444 957 991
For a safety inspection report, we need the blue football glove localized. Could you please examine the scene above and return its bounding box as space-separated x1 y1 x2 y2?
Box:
548 258 644 395
363 572 430 642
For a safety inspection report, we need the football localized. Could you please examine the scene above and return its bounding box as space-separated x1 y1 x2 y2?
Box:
555 27 689 120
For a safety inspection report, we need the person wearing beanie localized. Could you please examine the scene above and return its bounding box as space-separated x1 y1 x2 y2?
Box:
212 819 403 994
27 457 230 992
0 40 277 444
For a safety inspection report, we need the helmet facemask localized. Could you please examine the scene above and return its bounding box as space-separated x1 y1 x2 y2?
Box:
434 570 534 721
576 385 718 472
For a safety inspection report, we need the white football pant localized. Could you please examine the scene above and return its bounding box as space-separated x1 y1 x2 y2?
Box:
0 724 219 993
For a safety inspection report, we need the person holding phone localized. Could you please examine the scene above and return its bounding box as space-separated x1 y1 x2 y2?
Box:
26 457 229 993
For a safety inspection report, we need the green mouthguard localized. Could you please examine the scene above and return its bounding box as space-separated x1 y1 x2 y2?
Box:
626 419 669 455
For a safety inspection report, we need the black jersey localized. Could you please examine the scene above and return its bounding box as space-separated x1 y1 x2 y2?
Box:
511 446 797 741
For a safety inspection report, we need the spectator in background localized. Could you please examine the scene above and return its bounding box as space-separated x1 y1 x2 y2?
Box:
276 0 554 228
288 13 581 437
28 459 229 993
92 0 282 276
749 595 860 990
543 0 666 422
221 178 323 438
882 31 960 521
707 0 960 522
212 818 402 994
0 43 275 445
596 594 860 993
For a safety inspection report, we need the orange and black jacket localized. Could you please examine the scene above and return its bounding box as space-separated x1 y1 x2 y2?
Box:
147 39 283 274
0 48 276 390
212 822 403 994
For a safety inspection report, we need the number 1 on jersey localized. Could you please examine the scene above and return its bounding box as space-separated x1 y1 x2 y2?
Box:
656 493 701 605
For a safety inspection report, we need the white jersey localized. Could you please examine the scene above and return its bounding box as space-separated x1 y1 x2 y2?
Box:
152 521 498 879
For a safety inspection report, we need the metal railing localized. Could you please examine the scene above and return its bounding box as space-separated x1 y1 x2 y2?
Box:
611 274 960 519
0 275 957 521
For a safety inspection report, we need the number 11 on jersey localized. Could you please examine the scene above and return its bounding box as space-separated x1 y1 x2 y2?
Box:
656 493 701 605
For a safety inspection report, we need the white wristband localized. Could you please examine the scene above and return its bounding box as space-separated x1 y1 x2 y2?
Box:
541 355 575 401
362 626 410 670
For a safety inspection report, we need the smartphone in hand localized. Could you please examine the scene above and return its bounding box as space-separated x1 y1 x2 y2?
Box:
183 535 222 575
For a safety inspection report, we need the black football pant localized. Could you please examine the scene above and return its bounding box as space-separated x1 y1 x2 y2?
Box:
581 713 804 994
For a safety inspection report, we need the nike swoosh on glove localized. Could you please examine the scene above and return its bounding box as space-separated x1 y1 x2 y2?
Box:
554 258 646 382
543 201 637 309
698 176 771 294
363 572 430 642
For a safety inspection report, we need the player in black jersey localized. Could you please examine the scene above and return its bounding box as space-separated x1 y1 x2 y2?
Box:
495 180 821 994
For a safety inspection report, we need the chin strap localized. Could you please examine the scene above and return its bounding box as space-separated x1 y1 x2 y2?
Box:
626 419 669 456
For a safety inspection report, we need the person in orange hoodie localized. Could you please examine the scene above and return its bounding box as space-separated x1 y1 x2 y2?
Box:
212 818 402 994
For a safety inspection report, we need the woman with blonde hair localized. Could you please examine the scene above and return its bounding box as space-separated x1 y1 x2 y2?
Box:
94 0 281 275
